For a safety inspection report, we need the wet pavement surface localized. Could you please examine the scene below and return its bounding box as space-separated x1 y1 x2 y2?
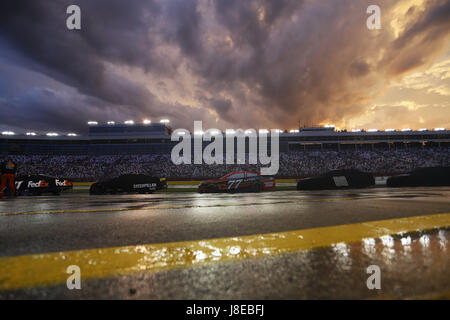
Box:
0 187 449 299
2 229 448 299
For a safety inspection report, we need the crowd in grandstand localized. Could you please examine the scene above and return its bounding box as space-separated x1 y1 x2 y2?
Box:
4 147 450 181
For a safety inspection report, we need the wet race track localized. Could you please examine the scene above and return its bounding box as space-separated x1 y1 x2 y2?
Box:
0 187 449 299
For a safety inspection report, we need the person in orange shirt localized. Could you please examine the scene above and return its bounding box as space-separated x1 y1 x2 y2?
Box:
0 159 17 198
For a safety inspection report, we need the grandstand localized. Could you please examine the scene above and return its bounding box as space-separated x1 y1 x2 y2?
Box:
1 122 449 180
1 122 449 156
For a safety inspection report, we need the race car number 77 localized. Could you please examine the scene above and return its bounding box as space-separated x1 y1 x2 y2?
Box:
228 179 243 190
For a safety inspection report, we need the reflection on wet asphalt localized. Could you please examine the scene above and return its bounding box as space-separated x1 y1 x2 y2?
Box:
1 187 450 257
0 187 449 299
0 187 449 215
1 228 448 299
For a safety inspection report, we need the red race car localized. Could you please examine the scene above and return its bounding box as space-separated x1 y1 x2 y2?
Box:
198 171 276 193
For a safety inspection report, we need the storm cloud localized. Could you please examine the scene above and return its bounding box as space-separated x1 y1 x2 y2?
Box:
0 0 449 133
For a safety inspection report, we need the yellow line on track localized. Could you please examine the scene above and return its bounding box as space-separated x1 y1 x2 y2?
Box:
0 212 449 291
0 196 362 216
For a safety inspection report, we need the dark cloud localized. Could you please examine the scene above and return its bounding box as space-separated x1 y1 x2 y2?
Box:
348 61 371 78
197 94 234 123
0 0 167 101
164 0 201 56
0 0 448 133
0 87 112 133
0 0 217 132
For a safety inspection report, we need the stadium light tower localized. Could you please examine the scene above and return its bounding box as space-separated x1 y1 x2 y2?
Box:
367 128 378 132
401 128 411 132
87 121 98 125
124 120 134 125
385 128 395 132
160 119 170 124
290 129 299 133
46 132 59 136
418 128 427 131
1 131 15 135
143 119 151 125
26 132 36 136
107 121 115 125
67 133 77 136
434 127 445 131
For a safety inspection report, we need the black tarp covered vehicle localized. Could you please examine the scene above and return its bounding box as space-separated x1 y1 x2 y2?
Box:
89 174 167 195
387 166 450 187
297 169 375 190
14 174 73 196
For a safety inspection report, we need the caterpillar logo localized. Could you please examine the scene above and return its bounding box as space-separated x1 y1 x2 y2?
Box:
28 180 49 188
133 183 156 189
